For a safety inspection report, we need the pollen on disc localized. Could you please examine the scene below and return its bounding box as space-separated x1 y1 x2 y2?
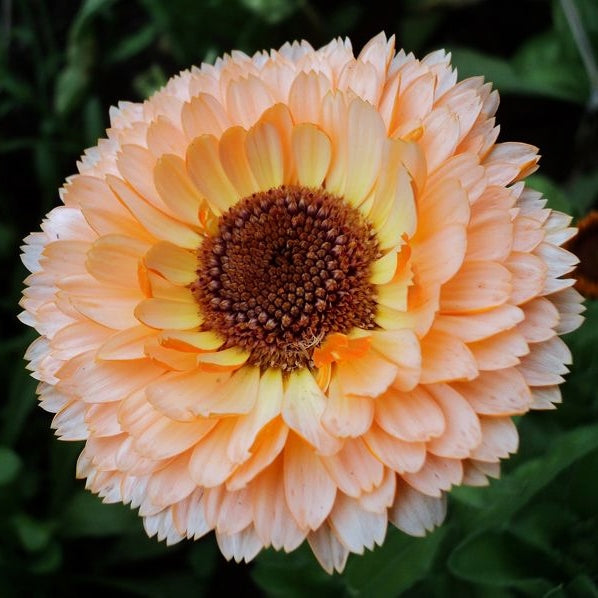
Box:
191 185 380 371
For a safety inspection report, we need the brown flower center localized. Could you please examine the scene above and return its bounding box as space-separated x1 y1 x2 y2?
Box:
191 185 379 371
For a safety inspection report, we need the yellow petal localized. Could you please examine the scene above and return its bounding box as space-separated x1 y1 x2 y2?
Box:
291 123 332 188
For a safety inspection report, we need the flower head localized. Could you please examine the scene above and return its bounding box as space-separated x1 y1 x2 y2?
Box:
20 33 583 573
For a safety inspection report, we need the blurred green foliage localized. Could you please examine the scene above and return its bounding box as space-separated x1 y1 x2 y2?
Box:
1 0 598 595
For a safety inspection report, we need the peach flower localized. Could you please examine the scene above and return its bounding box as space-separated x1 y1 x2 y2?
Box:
20 33 583 572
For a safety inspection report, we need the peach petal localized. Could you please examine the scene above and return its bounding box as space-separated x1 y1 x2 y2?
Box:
291 123 332 188
108 175 200 249
226 418 288 491
252 458 306 551
440 261 512 313
375 385 445 442
433 304 524 343
97 325 156 360
86 235 151 287
186 134 239 215
216 526 263 564
146 116 187 157
57 352 163 404
321 374 373 438
321 438 384 497
468 329 530 370
144 242 198 286
357 468 397 514
364 424 426 474
371 329 421 391
85 403 121 437
465 209 513 261
134 298 201 330
453 368 532 415
419 107 460 172
245 120 285 189
50 320 112 361
153 154 203 225
412 224 467 287
401 455 463 497
283 433 337 530
182 93 230 140
505 252 547 305
146 452 197 508
219 126 260 197
426 384 482 459
226 75 274 129
282 368 342 456
288 71 330 124
188 419 242 487
420 330 478 384
518 336 571 386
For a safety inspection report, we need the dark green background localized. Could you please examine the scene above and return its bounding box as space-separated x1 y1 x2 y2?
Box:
1 0 598 595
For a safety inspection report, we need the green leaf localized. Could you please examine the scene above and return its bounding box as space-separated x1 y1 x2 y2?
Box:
449 47 587 103
61 491 140 538
252 542 345 598
448 529 554 591
0 447 22 486
106 24 157 64
343 525 449 596
12 514 54 552
239 0 299 24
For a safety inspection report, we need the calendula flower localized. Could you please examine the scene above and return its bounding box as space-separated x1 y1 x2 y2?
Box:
565 210 598 299
20 33 583 573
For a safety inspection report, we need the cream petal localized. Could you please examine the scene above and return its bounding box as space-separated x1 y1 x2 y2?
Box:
213 487 254 535
216 526 263 564
470 417 519 462
389 477 447 537
283 433 337 530
226 75 274 129
518 297 560 343
329 494 387 553
307 523 349 574
401 455 463 497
